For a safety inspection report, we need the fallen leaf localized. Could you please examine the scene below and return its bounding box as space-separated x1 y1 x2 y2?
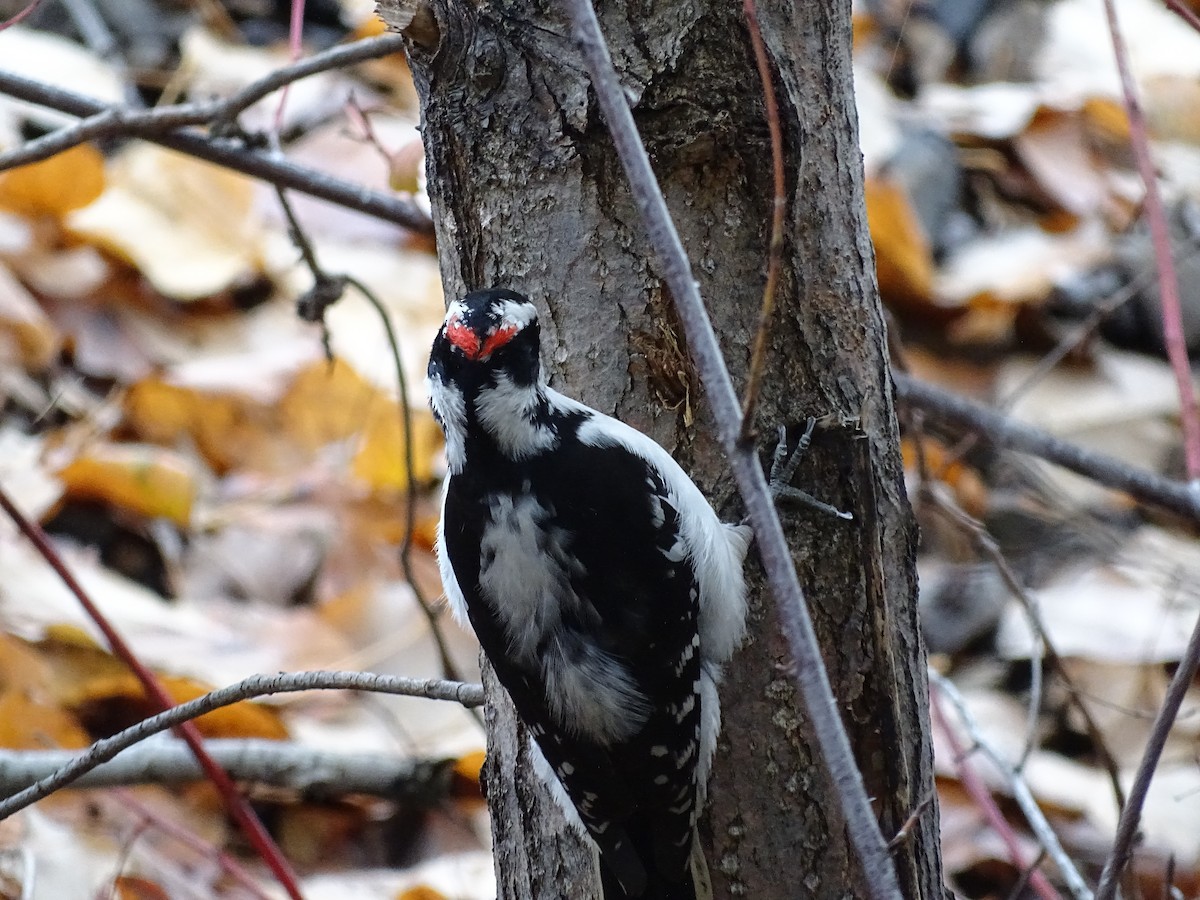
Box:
110 875 171 900
0 264 60 371
352 398 441 492
0 633 90 749
56 443 197 528
0 145 106 219
865 175 935 309
396 887 449 900
68 144 263 300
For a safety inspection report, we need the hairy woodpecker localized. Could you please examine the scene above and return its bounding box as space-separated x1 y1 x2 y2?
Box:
428 288 750 900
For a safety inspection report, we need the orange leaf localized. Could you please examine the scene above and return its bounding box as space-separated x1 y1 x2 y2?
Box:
34 634 289 740
110 876 171 900
0 144 105 218
57 443 196 527
865 175 934 309
0 634 90 749
123 377 272 475
396 887 449 900
450 749 486 800
352 398 441 492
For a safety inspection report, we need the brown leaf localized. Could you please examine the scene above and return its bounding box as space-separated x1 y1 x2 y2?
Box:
107 876 170 900
0 265 60 371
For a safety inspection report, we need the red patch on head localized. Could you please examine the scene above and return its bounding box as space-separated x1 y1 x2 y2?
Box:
479 324 518 359
446 317 482 359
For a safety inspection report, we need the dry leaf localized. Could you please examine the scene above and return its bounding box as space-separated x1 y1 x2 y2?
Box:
0 264 60 371
123 376 277 475
352 398 441 491
68 143 263 300
935 221 1111 308
0 145 106 219
33 630 288 739
0 633 90 749
396 887 449 900
56 443 197 528
110 876 171 900
450 750 485 801
1013 108 1112 218
865 175 935 308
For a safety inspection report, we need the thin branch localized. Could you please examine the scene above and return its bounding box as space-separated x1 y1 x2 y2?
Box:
344 273 468 688
0 34 411 173
931 673 1090 900
562 1 902 896
0 740 456 803
0 669 484 821
1094 608 1200 898
113 790 272 900
1164 0 1200 40
0 63 431 233
1102 0 1200 480
0 485 304 900
738 0 787 440
921 484 1127 811
895 374 1200 522
274 186 464 687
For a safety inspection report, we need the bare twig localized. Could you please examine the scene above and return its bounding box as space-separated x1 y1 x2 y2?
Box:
1094 608 1200 898
343 273 467 686
886 789 937 851
895 374 1200 522
0 485 304 900
1103 0 1200 480
112 790 272 900
274 187 463 687
0 34 411 173
921 486 1127 811
738 0 787 441
0 0 45 32
931 673 1089 900
0 60 431 233
0 669 483 820
562 2 902 896
0 740 456 803
1165 0 1200 35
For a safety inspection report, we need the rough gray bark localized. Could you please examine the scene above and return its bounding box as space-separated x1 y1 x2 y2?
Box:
381 0 944 896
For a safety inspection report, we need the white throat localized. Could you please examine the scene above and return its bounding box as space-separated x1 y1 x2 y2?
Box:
475 372 558 461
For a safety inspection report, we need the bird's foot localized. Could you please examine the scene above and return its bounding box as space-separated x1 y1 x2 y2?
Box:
769 419 853 521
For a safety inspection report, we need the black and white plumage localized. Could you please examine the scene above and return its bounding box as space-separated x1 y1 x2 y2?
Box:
427 289 750 900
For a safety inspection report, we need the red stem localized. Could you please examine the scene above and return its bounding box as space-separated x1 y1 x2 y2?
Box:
930 687 1062 900
0 486 304 899
1103 0 1200 479
0 0 45 31
738 0 787 439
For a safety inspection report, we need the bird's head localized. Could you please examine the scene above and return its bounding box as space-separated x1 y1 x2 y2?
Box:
429 288 542 388
427 289 551 471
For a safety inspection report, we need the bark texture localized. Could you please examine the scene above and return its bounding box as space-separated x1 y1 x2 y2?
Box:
382 0 943 895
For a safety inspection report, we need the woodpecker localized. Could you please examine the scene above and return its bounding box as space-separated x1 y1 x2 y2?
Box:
428 288 750 900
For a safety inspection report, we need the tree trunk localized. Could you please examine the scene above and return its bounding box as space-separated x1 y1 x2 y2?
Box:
381 0 944 896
